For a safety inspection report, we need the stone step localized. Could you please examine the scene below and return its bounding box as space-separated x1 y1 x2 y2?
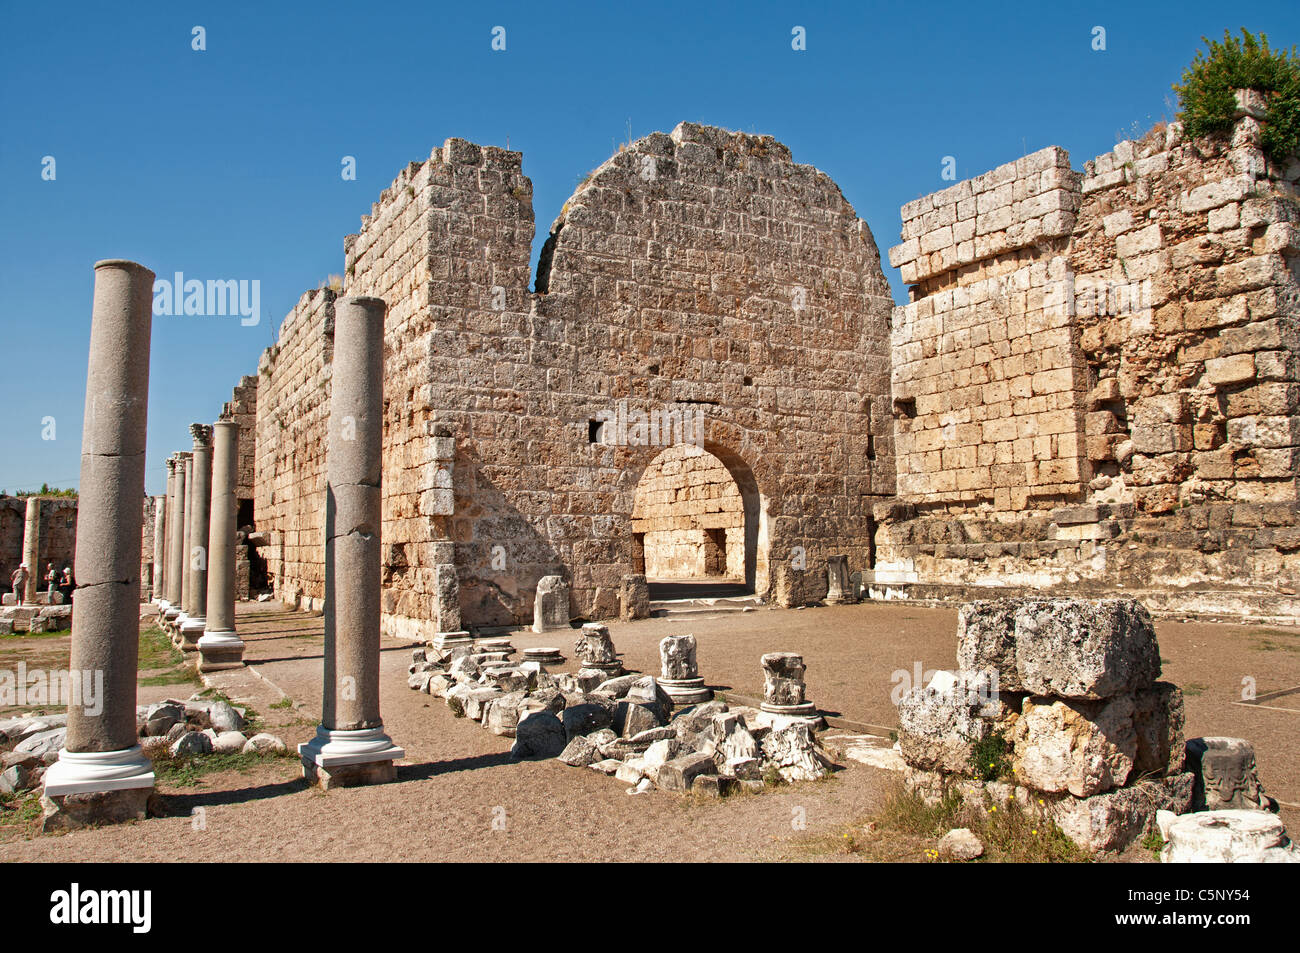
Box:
649 597 764 619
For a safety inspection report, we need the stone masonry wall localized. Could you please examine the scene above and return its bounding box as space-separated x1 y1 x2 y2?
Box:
878 95 1300 617
222 374 258 518
141 495 156 599
889 146 1086 511
255 289 335 611
631 445 744 578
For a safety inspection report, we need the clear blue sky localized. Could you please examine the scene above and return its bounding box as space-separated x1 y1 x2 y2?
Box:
1 0 1294 496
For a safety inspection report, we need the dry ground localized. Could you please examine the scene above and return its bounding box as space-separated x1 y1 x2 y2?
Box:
0 599 1295 862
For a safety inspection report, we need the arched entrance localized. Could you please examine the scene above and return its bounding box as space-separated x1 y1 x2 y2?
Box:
631 443 768 600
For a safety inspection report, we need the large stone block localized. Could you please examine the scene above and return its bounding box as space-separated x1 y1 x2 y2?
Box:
1012 599 1160 699
619 573 649 621
531 575 570 633
1048 772 1193 853
956 600 1022 691
1010 695 1136 797
1133 682 1185 778
510 711 567 760
897 671 1004 774
653 752 717 792
760 722 833 782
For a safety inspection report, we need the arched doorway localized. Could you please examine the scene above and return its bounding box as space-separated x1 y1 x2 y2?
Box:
631 443 767 599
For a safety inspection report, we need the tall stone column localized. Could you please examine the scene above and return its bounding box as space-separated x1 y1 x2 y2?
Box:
151 495 166 604
199 420 245 671
155 465 171 612
21 496 40 603
42 259 155 829
175 452 194 639
179 424 212 651
299 296 403 788
160 458 174 616
163 454 186 624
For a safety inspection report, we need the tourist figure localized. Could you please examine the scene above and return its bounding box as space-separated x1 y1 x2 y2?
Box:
59 565 73 603
11 563 29 605
44 562 56 599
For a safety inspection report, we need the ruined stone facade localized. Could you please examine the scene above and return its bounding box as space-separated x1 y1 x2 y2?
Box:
0 496 78 595
252 123 893 637
878 95 1300 619
241 103 1299 632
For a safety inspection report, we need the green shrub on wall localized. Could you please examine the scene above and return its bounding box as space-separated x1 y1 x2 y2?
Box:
1174 29 1300 164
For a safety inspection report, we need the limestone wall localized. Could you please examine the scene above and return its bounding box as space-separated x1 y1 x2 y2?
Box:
532 123 894 613
254 289 335 611
889 147 1087 510
141 496 157 598
221 374 258 519
878 98 1300 613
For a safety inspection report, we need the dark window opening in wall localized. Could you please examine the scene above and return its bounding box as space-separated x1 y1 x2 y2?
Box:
588 419 606 444
893 397 917 418
236 499 255 530
703 527 727 575
743 376 753 386
867 434 876 461
632 532 646 575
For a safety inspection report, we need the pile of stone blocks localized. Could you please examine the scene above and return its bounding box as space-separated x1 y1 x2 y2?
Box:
407 634 835 796
0 604 71 634
898 597 1193 852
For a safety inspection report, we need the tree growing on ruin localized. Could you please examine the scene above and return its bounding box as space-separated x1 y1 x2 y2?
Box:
1174 28 1300 163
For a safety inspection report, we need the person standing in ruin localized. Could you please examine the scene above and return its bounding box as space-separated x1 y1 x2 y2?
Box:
44 562 56 600
59 565 73 603
11 563 29 605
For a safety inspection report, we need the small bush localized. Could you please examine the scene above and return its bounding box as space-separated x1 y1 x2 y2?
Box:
1174 29 1300 163
967 727 1012 782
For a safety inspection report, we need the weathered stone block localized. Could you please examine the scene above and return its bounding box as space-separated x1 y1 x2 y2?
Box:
1012 599 1160 699
1048 772 1193 853
654 752 717 792
1010 695 1136 797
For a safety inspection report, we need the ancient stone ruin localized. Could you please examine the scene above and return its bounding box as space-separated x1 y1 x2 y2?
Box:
897 596 1292 857
164 91 1299 646
8 85 1299 858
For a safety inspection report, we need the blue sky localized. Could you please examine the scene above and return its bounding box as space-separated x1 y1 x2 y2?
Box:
1 0 1295 495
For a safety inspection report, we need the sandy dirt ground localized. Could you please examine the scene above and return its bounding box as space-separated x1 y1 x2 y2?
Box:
1 600 1295 862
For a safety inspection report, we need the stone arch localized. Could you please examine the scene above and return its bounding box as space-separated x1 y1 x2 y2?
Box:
629 440 769 596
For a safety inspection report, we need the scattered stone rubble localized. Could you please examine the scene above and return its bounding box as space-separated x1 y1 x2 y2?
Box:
0 695 288 797
407 633 836 795
898 596 1293 859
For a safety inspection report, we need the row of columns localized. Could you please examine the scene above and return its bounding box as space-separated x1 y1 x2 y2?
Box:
43 265 402 827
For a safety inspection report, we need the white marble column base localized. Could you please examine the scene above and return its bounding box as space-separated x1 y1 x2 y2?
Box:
42 746 156 797
298 725 405 769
